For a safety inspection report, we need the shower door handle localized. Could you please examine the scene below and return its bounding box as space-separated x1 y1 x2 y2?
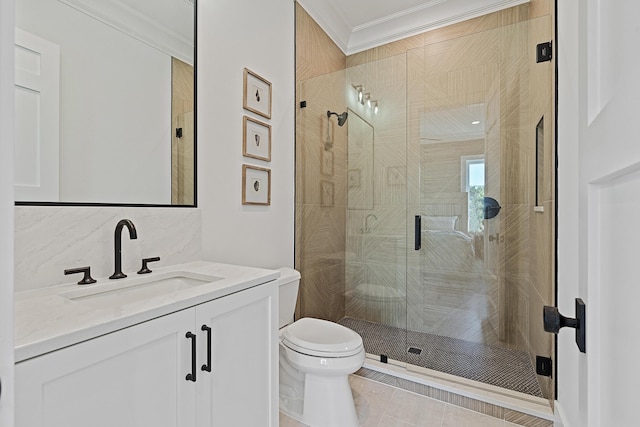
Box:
414 215 421 250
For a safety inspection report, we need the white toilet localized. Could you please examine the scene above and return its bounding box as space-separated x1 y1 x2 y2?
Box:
277 267 365 427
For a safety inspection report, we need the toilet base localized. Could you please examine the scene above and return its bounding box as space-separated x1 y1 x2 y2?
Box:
300 373 359 427
279 342 363 427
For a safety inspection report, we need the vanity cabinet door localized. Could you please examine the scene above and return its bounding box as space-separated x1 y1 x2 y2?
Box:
15 309 197 427
195 281 278 427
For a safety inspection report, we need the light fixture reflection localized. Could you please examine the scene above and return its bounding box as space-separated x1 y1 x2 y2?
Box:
352 85 364 104
472 120 480 125
352 84 380 112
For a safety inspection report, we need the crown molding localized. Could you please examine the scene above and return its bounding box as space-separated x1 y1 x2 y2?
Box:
298 0 530 56
58 0 193 64
296 0 351 54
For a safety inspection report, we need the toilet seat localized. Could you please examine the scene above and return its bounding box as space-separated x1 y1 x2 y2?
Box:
282 317 363 358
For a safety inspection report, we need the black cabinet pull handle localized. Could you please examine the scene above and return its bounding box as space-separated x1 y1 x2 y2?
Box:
414 215 422 250
201 325 212 372
185 332 197 382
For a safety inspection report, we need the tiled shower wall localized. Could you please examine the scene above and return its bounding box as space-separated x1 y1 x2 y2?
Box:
345 0 555 399
294 4 347 321
296 0 555 399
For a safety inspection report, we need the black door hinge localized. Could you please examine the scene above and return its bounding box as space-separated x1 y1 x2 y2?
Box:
537 41 552 63
536 356 553 377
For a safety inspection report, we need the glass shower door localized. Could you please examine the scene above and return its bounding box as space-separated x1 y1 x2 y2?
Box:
406 15 555 400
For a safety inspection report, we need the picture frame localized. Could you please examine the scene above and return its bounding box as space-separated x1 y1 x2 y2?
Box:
242 165 271 206
243 116 271 161
348 169 361 188
386 166 406 186
321 149 334 176
243 68 272 119
321 181 334 207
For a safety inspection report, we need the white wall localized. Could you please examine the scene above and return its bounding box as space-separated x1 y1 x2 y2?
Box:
198 0 295 269
16 0 171 204
0 0 15 421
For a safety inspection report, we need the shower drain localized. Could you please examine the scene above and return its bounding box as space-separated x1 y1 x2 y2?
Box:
407 347 423 355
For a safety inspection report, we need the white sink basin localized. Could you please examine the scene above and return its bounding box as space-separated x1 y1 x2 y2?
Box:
59 271 223 309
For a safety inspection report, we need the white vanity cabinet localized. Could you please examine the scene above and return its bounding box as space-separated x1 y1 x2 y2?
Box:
195 282 278 427
15 281 278 427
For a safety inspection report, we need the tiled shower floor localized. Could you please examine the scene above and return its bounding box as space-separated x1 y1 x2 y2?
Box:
338 317 543 397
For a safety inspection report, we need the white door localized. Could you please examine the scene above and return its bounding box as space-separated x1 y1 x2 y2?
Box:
556 1 640 426
0 0 15 424
14 28 59 202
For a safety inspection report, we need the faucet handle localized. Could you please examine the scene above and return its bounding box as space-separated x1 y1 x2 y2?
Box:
137 257 160 274
64 266 97 285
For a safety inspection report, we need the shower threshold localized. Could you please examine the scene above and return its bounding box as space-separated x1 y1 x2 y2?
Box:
356 361 553 424
338 317 544 398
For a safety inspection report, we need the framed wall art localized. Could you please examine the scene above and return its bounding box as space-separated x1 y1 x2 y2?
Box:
243 68 272 119
243 116 271 161
321 149 334 175
242 164 271 206
321 180 334 207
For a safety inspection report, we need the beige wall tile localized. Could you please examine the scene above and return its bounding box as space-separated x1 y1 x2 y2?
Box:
529 0 552 19
296 3 345 80
299 262 345 322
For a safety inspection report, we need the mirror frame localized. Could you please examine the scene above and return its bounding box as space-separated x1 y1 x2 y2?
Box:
15 0 198 208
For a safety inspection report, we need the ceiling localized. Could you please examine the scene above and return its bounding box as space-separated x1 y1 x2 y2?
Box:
297 0 529 55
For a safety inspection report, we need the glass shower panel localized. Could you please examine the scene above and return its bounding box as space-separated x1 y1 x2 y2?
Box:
342 54 409 364
295 68 349 323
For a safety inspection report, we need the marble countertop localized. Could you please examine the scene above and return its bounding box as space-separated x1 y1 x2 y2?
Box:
15 261 280 363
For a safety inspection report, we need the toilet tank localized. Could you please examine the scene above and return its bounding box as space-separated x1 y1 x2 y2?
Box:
276 267 301 328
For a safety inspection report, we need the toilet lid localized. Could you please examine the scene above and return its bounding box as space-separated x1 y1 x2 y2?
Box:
282 318 363 357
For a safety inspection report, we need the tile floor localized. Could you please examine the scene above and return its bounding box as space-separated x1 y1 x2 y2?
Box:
280 375 529 427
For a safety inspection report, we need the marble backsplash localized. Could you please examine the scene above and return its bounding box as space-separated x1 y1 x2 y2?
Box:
14 206 202 292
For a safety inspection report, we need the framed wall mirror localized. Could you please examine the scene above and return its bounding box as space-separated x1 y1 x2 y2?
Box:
14 0 197 206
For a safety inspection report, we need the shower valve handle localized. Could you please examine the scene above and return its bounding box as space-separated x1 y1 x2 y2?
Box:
543 298 586 353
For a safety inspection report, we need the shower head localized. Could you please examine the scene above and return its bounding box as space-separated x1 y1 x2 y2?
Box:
327 110 349 127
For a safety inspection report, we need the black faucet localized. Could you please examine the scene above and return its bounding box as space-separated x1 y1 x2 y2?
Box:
109 219 138 279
